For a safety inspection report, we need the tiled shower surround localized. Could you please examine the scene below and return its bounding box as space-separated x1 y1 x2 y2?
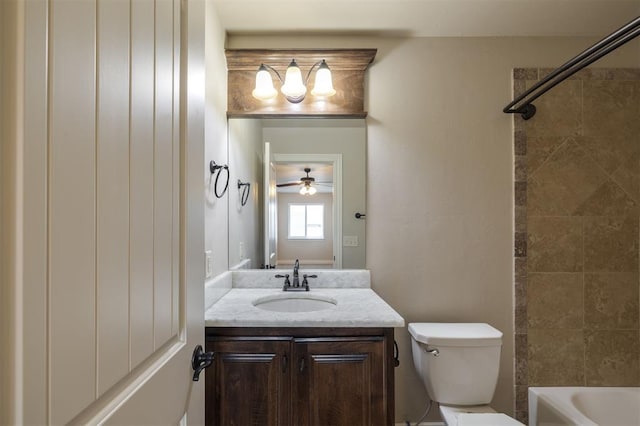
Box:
513 68 640 423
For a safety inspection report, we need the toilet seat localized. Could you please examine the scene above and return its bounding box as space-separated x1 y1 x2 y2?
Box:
439 405 524 426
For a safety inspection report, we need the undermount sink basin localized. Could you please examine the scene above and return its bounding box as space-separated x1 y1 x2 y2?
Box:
252 294 337 313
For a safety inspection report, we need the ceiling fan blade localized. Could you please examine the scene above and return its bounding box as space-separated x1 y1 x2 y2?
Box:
276 181 302 187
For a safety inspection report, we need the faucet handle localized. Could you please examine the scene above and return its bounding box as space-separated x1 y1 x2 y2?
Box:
301 274 317 290
275 274 291 289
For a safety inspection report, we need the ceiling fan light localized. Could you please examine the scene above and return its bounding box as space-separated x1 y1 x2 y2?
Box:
311 60 336 97
281 59 307 103
252 64 278 100
299 184 316 196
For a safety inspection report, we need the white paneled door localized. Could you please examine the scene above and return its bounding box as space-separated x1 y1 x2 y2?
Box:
4 0 206 424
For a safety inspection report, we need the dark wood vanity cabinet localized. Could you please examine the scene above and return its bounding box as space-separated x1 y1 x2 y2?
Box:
204 338 290 425
205 327 395 426
291 338 387 425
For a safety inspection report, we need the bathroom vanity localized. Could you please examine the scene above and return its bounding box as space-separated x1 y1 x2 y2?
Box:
203 270 404 426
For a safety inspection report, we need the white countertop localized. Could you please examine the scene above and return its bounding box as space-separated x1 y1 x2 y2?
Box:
205 287 405 328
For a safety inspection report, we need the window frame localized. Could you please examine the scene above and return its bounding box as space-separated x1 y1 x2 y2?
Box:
287 203 325 240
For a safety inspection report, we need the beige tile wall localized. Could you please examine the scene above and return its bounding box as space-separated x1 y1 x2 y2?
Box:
514 68 640 422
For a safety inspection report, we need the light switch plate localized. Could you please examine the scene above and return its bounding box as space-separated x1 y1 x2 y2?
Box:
205 250 213 278
343 235 358 247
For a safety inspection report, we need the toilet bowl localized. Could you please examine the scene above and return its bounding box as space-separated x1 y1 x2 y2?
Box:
408 323 524 426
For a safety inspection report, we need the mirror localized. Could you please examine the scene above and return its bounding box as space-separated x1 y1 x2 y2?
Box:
228 118 366 270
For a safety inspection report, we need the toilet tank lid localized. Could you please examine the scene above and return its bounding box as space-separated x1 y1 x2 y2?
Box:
408 323 503 346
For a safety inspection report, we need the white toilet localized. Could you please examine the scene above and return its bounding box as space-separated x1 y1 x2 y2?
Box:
408 323 524 426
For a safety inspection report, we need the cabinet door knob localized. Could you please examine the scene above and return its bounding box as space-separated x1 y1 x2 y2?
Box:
282 354 288 373
299 357 305 372
393 340 400 367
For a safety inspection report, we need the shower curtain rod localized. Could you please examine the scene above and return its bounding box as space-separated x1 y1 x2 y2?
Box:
503 16 640 120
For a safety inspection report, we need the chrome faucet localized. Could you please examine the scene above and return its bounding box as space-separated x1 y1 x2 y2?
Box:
292 259 300 288
275 259 316 291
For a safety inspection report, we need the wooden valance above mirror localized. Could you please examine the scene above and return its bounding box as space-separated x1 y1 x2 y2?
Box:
225 49 377 118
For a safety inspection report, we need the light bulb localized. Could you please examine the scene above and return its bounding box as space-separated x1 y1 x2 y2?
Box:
280 60 307 103
252 64 277 100
300 185 316 195
311 60 336 97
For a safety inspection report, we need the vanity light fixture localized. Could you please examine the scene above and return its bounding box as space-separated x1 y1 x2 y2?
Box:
252 59 336 104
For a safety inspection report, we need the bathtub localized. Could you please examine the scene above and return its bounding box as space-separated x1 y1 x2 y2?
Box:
529 387 640 426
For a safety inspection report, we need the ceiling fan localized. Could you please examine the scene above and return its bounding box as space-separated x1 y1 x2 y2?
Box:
276 167 331 195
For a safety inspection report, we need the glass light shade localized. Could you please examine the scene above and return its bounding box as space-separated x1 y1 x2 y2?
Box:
280 60 307 103
252 65 278 100
300 185 317 196
311 60 336 97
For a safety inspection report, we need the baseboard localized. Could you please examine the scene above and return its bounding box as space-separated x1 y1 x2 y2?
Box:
396 423 444 426
277 259 334 265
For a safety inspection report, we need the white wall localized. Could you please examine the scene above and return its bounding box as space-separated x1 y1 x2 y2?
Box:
204 4 229 278
228 119 263 268
228 34 640 422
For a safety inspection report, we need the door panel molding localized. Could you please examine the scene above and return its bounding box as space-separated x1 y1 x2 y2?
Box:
12 0 206 424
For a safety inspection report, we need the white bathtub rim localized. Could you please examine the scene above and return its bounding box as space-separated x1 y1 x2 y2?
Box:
529 386 640 426
529 387 594 426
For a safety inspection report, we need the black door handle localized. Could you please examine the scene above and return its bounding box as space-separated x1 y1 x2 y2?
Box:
191 344 214 381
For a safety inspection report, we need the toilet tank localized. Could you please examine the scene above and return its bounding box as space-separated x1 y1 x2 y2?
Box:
408 323 503 406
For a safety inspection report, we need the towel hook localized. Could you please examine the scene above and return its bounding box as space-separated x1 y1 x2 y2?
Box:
209 160 229 198
237 179 251 206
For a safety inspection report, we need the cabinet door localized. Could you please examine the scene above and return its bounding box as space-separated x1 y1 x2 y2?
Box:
205 339 290 426
292 337 387 426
